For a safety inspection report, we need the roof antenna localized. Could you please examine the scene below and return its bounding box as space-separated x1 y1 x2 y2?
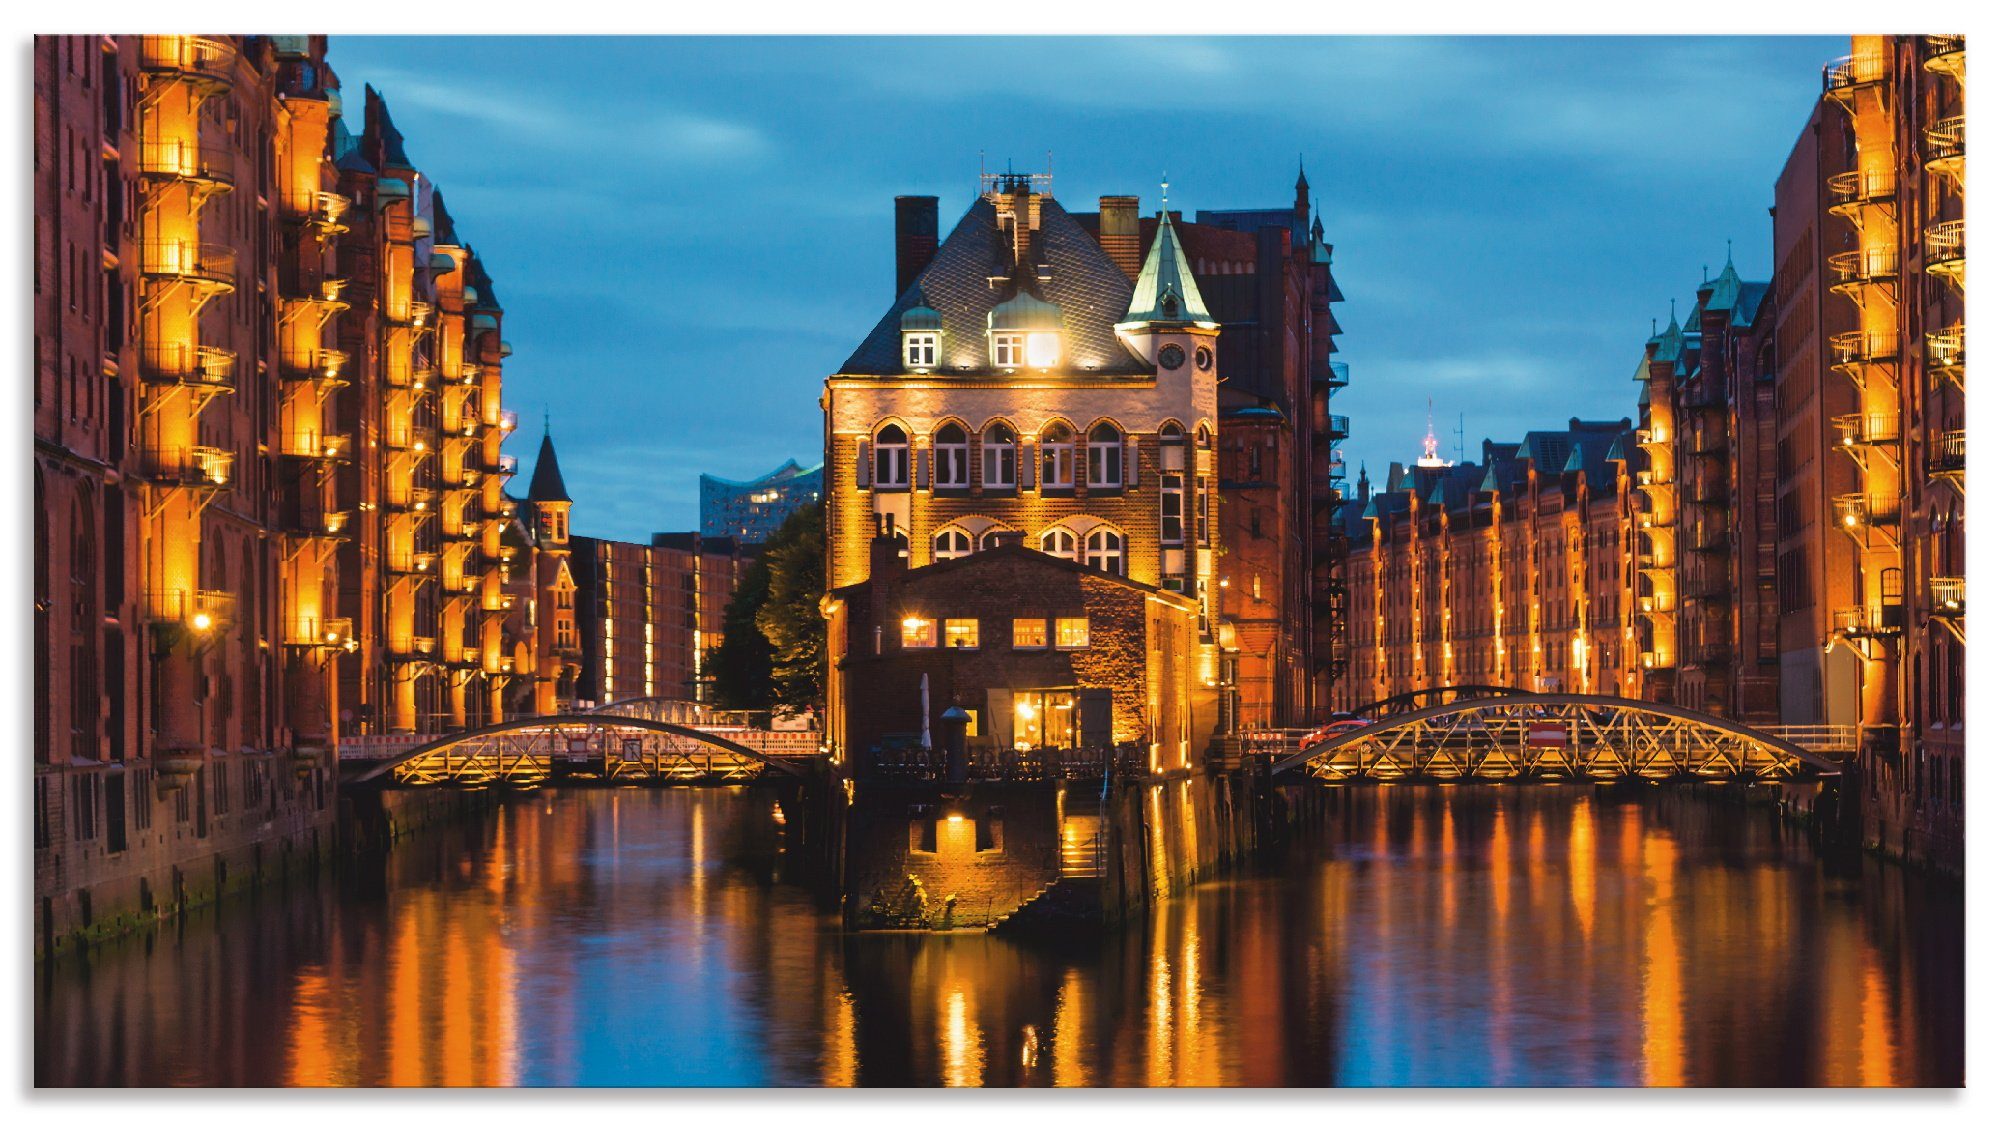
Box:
1160 172 1169 214
543 406 550 435
1726 238 1734 265
1703 264 1710 283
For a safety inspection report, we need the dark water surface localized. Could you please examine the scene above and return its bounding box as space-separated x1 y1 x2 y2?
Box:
36 785 1963 1087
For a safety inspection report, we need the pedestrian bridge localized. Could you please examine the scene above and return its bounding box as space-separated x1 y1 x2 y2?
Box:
1255 694 1846 783
343 705 824 788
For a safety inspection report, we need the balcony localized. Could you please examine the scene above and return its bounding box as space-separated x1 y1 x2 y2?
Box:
140 240 236 291
1319 359 1350 390
1827 248 1897 296
1823 51 1887 98
1827 169 1894 220
1833 602 1904 637
496 453 518 475
1927 429 1964 487
1926 324 1964 389
292 189 351 235
1329 453 1347 481
1833 411 1899 449
280 347 350 386
285 616 356 652
387 635 439 660
137 140 235 192
285 504 350 540
140 342 235 393
137 35 235 89
1923 220 1964 285
1925 115 1966 181
1833 491 1900 529
385 486 439 514
1923 34 1966 81
497 409 519 432
387 551 438 577
139 444 233 489
145 588 238 634
279 432 352 463
1830 329 1898 388
1930 575 1965 618
1328 415 1350 442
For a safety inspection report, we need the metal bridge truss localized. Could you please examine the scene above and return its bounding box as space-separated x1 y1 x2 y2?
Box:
1271 694 1841 783
348 714 813 788
1346 683 1530 721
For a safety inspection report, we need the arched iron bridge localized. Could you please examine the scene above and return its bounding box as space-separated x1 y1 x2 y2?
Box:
1345 683 1531 721
1271 694 1844 783
346 713 820 788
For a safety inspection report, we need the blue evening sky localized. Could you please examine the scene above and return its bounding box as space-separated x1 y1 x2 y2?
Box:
328 36 1845 543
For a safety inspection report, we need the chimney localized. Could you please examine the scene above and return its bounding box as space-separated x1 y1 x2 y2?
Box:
894 196 938 296
1098 195 1141 279
868 512 909 582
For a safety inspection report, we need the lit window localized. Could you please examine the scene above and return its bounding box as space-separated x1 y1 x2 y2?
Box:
1087 422 1123 488
874 424 909 489
901 617 936 648
904 331 938 369
944 618 980 649
1040 422 1074 488
1161 472 1185 544
993 332 1024 367
982 424 1016 489
933 528 973 561
1055 617 1089 649
934 423 969 489
1040 528 1078 562
1025 332 1060 368
1084 528 1125 575
1012 618 1047 648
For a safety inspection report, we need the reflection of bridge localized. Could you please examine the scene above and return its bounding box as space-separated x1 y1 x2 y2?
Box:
344 698 825 788
1252 694 1846 783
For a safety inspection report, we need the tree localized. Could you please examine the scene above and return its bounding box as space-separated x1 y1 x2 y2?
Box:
709 502 824 719
756 502 825 718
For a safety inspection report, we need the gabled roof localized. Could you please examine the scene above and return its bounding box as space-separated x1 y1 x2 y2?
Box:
837 195 1149 376
829 543 1196 607
361 85 413 171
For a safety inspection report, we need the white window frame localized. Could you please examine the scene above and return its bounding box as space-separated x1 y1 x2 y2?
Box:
903 331 938 369
1084 529 1124 575
1039 528 1078 562
874 426 909 490
934 424 969 489
993 332 1025 368
982 425 1016 489
1041 427 1074 488
933 528 974 561
1087 424 1123 489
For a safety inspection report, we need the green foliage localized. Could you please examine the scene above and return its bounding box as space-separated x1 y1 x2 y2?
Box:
756 502 826 717
709 502 825 719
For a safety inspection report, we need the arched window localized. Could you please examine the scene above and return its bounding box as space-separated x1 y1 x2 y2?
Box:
1087 422 1123 489
873 425 909 489
1040 422 1074 488
981 423 1016 490
1040 528 1078 562
933 528 974 561
979 530 1010 551
1085 528 1125 575
934 423 969 490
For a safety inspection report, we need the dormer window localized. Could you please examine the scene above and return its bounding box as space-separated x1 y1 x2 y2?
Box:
904 332 938 369
993 332 1025 368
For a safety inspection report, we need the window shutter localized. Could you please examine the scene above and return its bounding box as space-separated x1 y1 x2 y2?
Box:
1125 437 1138 487
856 437 871 489
915 445 931 490
1021 439 1036 492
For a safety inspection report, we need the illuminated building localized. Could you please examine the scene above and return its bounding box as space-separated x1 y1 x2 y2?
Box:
822 170 1225 762
1332 419 1638 708
700 458 822 544
573 531 753 707
522 427 581 713
1630 262 1781 719
1789 34 1964 868
33 34 529 952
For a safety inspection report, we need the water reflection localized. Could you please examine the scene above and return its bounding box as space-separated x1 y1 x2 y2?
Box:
36 784 1963 1087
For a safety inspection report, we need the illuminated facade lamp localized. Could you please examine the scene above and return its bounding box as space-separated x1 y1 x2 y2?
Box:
191 611 214 632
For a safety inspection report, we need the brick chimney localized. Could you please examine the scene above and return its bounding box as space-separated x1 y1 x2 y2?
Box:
894 196 938 295
868 512 909 581
1098 195 1141 279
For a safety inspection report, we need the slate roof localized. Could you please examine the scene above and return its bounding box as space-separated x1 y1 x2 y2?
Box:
361 85 413 171
838 195 1151 376
527 430 571 503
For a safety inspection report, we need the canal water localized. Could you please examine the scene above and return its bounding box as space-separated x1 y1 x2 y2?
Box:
36 784 1963 1087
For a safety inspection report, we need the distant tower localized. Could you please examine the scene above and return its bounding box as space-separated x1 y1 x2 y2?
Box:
526 424 579 713
1416 397 1451 467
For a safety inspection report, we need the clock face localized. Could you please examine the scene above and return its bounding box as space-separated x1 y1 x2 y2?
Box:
1158 344 1187 371
1195 346 1214 371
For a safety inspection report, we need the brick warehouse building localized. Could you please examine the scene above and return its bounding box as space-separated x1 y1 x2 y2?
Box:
32 35 556 952
823 170 1250 766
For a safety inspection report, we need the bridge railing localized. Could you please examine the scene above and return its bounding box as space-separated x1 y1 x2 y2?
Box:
863 742 1147 783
